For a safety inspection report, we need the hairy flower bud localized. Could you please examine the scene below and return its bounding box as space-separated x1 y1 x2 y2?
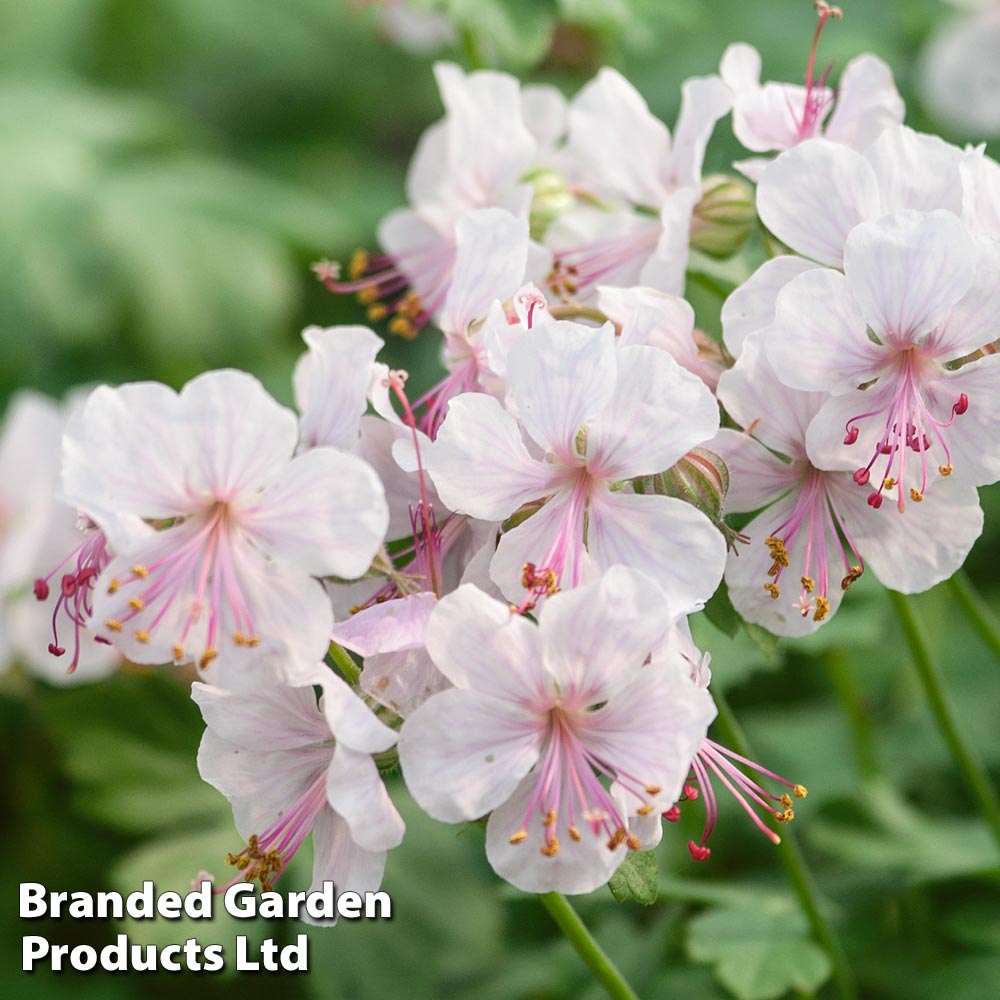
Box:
689 174 756 258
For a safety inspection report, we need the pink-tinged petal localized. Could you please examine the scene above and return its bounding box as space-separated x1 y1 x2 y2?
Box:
580 666 716 806
719 42 762 93
757 139 880 266
180 370 300 501
539 566 675 701
922 358 1000 487
721 256 819 359
332 592 436 656
598 285 694 350
191 681 328 752
405 118 449 208
489 486 593 605
361 646 449 718
424 583 545 699
521 83 567 152
294 325 384 452
586 490 726 619
318 672 398 754
308 810 386 907
433 62 538 208
638 187 699 296
326 745 405 852
926 236 1000 360
377 207 456 305
197 728 329 840
427 393 556 521
484 772 625 894
824 54 904 151
828 474 982 594
716 334 824 459
732 82 815 153
60 382 192 528
724 493 844 638
961 151 1000 238
439 208 529 335
804 385 897 475
242 446 387 580
586 346 719 480
398 688 542 822
864 126 965 216
767 267 884 393
670 75 733 190
565 67 671 206
506 322 617 458
732 156 772 183
709 428 799 513
843 210 976 344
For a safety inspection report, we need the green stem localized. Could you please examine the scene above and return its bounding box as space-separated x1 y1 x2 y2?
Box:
685 269 734 301
825 649 881 781
888 590 1000 847
328 641 361 686
949 570 1000 666
712 691 857 1000
539 893 639 1000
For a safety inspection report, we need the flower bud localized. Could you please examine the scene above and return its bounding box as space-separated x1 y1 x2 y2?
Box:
524 168 576 241
689 174 756 259
634 447 747 550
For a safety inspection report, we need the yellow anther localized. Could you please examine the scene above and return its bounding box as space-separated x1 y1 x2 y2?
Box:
800 576 815 593
135 630 150 644
349 249 369 280
540 837 561 857
813 595 830 622
131 564 149 578
542 808 557 827
172 644 185 662
626 834 642 851
568 825 582 842
388 316 415 339
234 632 246 646
357 287 378 305
366 304 388 322
781 793 793 809
509 830 528 845
200 647 218 669
247 635 260 648
606 828 627 851
645 784 662 795
764 582 780 600
107 577 120 595
765 536 789 567
939 464 953 476
636 804 654 816
841 565 863 590
882 477 896 490
910 488 924 502
105 619 123 632
129 596 145 611
793 784 808 798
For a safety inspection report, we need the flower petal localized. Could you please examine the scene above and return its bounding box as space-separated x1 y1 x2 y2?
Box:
326 744 405 852
823 55 904 151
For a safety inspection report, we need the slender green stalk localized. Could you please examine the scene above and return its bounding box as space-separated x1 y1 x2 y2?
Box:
539 893 639 1000
888 590 1000 848
949 570 1000 666
328 641 361 686
825 649 881 780
712 691 857 1000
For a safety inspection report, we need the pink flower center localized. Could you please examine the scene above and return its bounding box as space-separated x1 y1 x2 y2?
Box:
508 705 658 858
843 347 968 512
760 466 864 622
102 501 260 669
548 223 661 301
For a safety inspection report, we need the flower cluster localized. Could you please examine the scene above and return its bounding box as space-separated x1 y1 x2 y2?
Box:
6 1 998 905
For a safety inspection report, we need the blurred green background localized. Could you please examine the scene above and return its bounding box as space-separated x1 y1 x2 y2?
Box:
3 1 1000 998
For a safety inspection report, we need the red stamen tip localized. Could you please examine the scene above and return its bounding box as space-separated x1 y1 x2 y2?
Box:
953 393 969 416
853 468 870 485
682 783 699 801
48 643 65 657
664 805 681 823
867 491 883 509
688 841 711 862
33 578 49 601
843 426 858 445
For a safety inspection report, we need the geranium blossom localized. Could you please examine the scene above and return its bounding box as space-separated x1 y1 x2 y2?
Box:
59 369 389 689
398 569 716 893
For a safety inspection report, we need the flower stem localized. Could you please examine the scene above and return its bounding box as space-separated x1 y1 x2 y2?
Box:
539 893 639 1000
825 648 881 780
949 570 1000 667
888 590 1000 848
712 690 857 1000
328 641 361 686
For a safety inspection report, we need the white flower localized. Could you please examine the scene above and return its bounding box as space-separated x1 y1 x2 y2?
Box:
398 569 716 893
60 369 389 689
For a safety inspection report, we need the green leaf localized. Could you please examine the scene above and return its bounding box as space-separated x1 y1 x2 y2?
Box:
703 580 741 639
608 850 658 904
687 906 832 1000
